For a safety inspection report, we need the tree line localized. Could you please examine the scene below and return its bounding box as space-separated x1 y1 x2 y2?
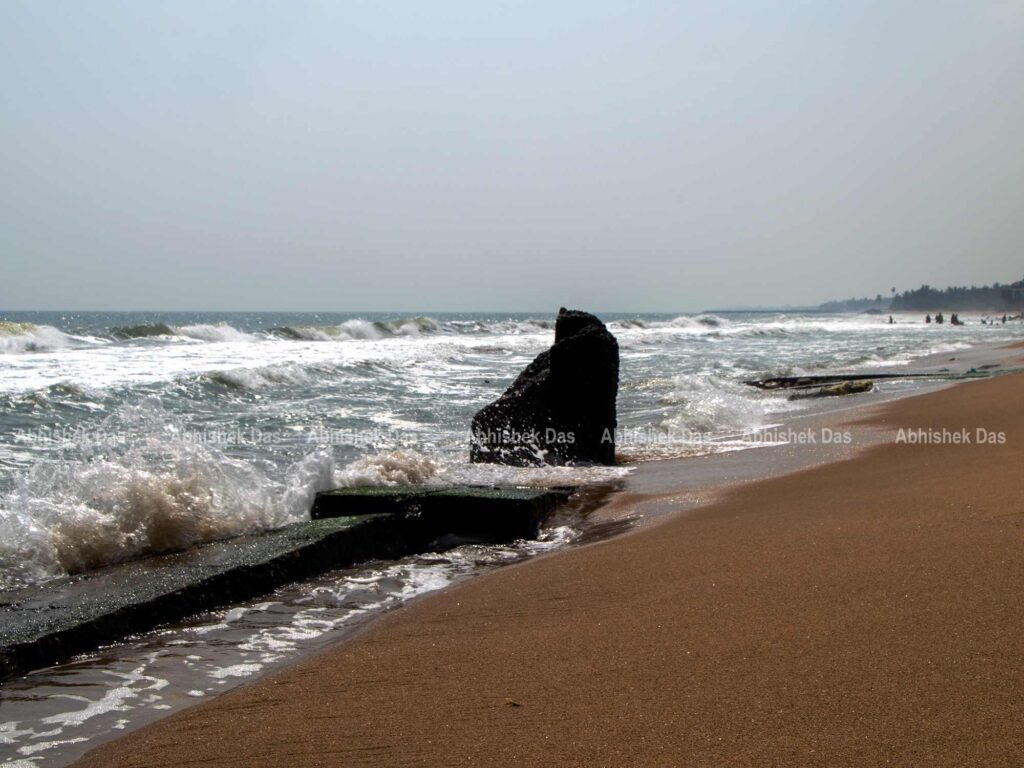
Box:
818 278 1024 312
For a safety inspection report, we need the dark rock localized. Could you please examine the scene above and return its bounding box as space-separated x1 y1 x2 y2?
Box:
470 308 619 466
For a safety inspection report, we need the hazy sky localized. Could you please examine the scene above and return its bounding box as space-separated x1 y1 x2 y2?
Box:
2 1 1022 312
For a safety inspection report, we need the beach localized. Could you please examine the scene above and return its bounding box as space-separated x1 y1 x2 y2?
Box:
71 370 1024 767
4 314 1021 766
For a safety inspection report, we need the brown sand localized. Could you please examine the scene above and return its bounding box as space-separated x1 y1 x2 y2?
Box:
76 375 1024 767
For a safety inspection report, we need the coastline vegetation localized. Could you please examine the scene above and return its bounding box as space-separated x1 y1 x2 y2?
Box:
819 276 1024 312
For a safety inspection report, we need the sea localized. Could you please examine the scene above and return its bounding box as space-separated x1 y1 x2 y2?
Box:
0 309 1020 767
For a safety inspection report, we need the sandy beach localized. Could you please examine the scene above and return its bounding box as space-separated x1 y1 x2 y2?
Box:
70 371 1024 767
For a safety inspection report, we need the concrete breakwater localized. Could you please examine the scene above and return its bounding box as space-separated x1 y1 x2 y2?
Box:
0 485 573 682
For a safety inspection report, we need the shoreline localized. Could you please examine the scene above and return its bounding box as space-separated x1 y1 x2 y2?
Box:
69 355 1024 766
604 338 1023 525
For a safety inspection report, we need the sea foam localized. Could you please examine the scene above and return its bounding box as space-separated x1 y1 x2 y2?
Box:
0 401 337 589
269 316 441 342
0 322 77 354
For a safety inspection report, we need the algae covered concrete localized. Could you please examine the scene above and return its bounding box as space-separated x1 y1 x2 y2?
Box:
311 485 574 540
0 515 396 682
1 485 573 682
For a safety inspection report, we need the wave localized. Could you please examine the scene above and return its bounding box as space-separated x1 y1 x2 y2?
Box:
111 323 178 339
388 316 441 335
489 319 554 334
730 326 795 339
176 323 256 343
443 318 553 335
657 373 792 435
269 316 441 342
111 322 254 343
269 321 380 341
0 382 109 417
333 449 630 489
334 450 440 486
682 314 726 328
0 322 77 354
609 314 728 333
0 401 337 589
204 364 312 391
609 319 648 329
437 460 630 487
0 426 627 591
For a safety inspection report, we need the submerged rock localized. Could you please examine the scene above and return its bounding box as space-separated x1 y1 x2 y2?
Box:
470 308 619 466
788 380 874 401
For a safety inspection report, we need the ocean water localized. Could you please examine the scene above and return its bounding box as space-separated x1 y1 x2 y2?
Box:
0 309 1021 766
0 309 1019 591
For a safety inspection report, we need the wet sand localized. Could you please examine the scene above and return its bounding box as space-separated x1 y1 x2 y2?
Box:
75 373 1024 767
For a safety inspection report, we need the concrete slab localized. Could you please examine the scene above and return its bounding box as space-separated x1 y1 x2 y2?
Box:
0 485 575 682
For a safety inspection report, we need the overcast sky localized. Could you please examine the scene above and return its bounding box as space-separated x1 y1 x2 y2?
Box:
1 1 1022 312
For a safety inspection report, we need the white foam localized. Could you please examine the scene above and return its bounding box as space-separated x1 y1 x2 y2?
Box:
17 736 91 757
0 322 76 354
437 460 631 487
208 663 264 679
0 402 338 587
175 323 255 343
336 319 388 340
331 448 630 489
658 373 793 435
389 316 441 336
334 451 440 486
275 316 441 342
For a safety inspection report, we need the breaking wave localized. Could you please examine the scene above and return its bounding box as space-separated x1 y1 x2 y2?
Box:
0 322 78 354
0 401 337 589
111 322 254 343
203 364 313 391
335 451 441 486
111 323 178 339
269 316 441 342
0 427 626 591
176 323 256 343
609 314 728 333
333 449 630 489
658 374 790 435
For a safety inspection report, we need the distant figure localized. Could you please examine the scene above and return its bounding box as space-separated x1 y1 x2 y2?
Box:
1003 315 1008 324
936 312 944 324
888 315 894 324
926 314 932 324
951 313 964 326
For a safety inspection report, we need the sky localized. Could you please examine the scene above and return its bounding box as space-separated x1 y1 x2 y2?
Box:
1 1 1022 312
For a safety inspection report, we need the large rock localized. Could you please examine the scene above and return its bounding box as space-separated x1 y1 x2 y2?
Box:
470 308 619 466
